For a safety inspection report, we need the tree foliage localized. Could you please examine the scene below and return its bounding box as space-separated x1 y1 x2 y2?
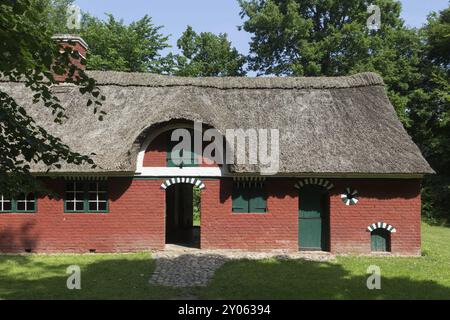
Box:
239 0 450 223
239 0 422 123
0 0 104 195
172 26 246 76
410 6 450 223
80 14 172 73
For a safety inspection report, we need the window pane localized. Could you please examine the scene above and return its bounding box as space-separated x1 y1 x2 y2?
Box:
88 182 97 192
75 182 84 190
88 202 97 211
16 193 26 201
88 192 97 201
26 193 35 201
17 202 26 211
98 202 107 211
66 202 74 211
98 193 107 201
66 192 76 201
75 201 84 211
66 182 75 191
2 201 12 211
26 200 35 211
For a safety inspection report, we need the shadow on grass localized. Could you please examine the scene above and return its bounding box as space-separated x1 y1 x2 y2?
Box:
0 254 183 300
1 254 449 300
198 258 450 300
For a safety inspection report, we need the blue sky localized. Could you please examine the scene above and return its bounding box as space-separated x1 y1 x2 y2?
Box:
75 0 448 56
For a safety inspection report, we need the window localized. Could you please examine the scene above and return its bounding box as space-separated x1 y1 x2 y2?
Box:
371 229 391 252
65 182 85 212
0 195 13 212
88 182 108 211
167 129 198 167
65 181 108 213
0 193 36 213
232 184 267 213
15 193 36 212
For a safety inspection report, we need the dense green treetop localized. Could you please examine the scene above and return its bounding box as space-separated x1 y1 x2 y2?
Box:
172 26 246 76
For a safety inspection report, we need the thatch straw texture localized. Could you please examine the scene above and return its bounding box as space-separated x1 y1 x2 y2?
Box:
0 71 433 175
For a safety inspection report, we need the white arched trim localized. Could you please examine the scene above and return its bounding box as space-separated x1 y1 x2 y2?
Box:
135 122 227 177
294 178 334 190
160 177 205 190
367 222 397 233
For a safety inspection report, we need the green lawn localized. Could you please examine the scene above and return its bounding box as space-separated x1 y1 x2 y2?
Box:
0 223 449 299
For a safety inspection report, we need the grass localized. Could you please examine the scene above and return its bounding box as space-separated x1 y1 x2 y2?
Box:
0 223 449 299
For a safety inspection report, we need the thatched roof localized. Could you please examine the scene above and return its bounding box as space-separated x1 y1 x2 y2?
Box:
0 71 434 175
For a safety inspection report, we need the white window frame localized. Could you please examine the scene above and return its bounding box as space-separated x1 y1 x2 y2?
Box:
88 182 108 212
0 194 12 212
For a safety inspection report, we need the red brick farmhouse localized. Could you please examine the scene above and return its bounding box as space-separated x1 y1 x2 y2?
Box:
0 35 434 255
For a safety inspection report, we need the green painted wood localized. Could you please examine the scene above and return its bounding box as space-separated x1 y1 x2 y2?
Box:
232 185 267 213
299 185 324 250
371 229 388 252
249 188 267 213
232 187 249 213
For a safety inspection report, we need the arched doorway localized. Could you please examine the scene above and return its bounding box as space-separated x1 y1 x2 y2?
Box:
298 184 330 251
162 178 204 248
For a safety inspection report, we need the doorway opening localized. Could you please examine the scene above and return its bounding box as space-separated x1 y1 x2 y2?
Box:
165 184 201 248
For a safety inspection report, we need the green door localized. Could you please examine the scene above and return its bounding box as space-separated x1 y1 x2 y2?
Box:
299 186 324 250
371 229 389 252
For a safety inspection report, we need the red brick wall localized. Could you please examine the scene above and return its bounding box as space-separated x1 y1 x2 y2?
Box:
0 177 422 255
0 178 165 253
329 179 422 255
201 178 421 255
201 179 298 251
143 131 168 167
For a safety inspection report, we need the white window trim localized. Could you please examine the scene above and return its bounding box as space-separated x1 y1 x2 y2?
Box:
88 182 107 211
0 195 12 212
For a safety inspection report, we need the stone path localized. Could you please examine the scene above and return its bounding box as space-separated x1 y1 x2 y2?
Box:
149 245 334 288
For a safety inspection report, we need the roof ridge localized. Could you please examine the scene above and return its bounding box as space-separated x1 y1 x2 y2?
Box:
84 71 384 89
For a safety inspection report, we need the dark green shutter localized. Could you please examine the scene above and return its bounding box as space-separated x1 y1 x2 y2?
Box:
233 185 266 213
232 186 249 212
249 187 267 213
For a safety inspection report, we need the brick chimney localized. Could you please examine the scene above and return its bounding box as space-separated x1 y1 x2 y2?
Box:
51 34 88 82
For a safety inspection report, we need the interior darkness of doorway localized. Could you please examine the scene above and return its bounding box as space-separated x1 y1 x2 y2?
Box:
165 184 200 248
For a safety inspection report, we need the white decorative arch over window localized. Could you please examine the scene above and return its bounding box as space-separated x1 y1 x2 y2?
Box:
294 178 334 190
135 123 226 177
341 188 359 205
367 222 397 233
160 177 205 190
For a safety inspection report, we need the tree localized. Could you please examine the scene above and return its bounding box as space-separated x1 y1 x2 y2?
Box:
410 6 450 223
42 0 75 33
423 7 450 67
238 0 422 124
172 26 246 76
80 14 172 73
0 0 104 195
